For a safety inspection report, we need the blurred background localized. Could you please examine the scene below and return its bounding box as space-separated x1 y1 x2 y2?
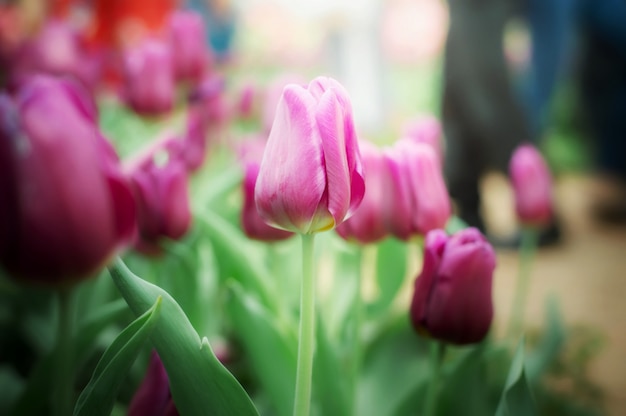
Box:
1 0 625 414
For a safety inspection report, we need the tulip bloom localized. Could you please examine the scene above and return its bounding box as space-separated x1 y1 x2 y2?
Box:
167 10 210 83
401 114 444 163
410 228 496 345
0 76 135 285
254 76 365 234
127 151 191 255
122 38 174 116
336 140 388 244
128 351 178 416
509 144 553 227
383 139 451 239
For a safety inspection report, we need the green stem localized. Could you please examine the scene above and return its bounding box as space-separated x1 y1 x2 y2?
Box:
423 341 445 416
293 233 316 416
349 245 367 411
508 228 539 339
52 287 76 416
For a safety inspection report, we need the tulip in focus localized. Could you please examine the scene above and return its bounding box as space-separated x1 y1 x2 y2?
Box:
410 227 496 345
127 148 192 255
0 75 135 285
509 143 553 227
167 10 210 83
336 140 388 244
122 38 174 116
254 76 365 234
128 351 178 416
383 139 451 239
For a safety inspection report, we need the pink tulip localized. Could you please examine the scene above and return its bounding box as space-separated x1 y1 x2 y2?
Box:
336 140 388 243
128 351 178 416
401 114 444 163
0 75 135 285
127 150 191 255
383 139 451 239
261 74 307 134
254 76 365 234
167 10 210 83
509 144 553 226
122 39 174 116
410 228 496 345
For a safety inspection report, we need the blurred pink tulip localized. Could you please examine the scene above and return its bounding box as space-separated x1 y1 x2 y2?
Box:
336 140 388 244
401 114 444 162
509 144 553 227
410 227 496 345
255 76 365 234
167 10 210 83
122 38 174 116
0 75 135 285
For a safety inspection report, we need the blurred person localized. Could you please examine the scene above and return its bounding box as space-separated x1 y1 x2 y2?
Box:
441 0 570 246
577 0 626 223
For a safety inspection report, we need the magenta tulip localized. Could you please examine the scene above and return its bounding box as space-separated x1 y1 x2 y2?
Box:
127 150 191 255
0 75 135 285
509 144 553 227
122 39 174 116
410 228 496 345
128 351 178 416
254 76 365 234
383 139 451 239
167 10 210 83
336 140 388 243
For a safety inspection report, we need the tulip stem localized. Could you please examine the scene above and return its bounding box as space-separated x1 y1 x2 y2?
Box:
52 287 76 416
293 233 316 416
508 227 539 340
423 341 445 416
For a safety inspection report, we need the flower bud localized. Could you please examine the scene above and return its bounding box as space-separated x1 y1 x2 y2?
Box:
122 39 174 116
0 75 135 285
509 144 553 227
167 10 210 83
410 228 496 345
336 140 388 243
254 76 365 234
128 351 177 416
127 149 192 255
383 139 451 239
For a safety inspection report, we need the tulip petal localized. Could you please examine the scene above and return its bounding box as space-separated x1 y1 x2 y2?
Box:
255 84 326 233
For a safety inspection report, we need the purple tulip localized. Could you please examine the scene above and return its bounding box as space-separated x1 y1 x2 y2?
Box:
336 140 388 244
126 149 192 255
383 139 451 239
0 75 135 285
128 351 178 416
410 228 496 345
122 39 174 116
239 139 294 242
167 10 210 83
509 144 553 227
254 76 365 234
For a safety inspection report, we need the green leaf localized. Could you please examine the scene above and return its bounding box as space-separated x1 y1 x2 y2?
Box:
74 297 162 416
367 238 408 318
495 338 537 416
526 296 566 382
196 210 278 310
225 280 297 416
108 259 259 416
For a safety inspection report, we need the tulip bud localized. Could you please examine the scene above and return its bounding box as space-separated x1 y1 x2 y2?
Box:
167 10 210 83
336 140 388 243
127 151 192 255
128 351 178 416
0 75 135 285
239 139 294 242
254 76 365 234
188 73 228 142
122 39 174 116
509 144 553 227
401 114 444 163
409 228 496 345
383 140 451 239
